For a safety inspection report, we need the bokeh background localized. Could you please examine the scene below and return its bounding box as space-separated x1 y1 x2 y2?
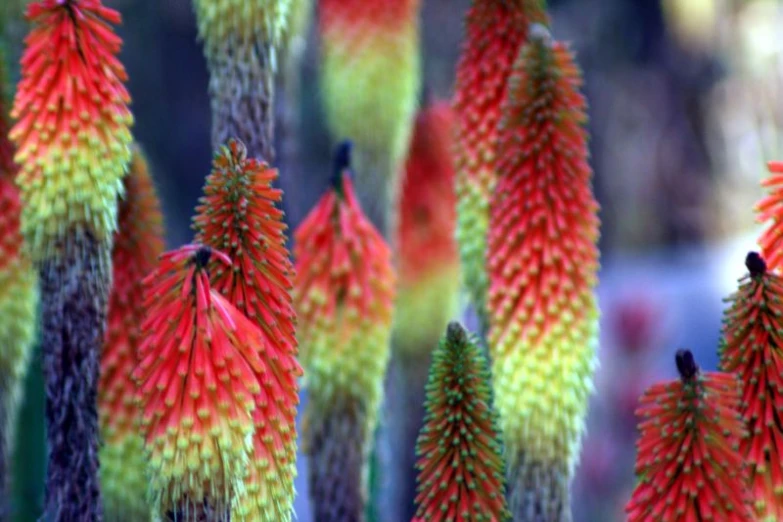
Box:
4 0 783 520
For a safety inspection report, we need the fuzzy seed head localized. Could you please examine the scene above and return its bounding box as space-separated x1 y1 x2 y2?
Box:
10 0 133 261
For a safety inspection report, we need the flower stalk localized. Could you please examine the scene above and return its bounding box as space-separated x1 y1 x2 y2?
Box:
10 1 133 519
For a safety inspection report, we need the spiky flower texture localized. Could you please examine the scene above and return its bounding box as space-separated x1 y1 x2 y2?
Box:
10 0 132 260
295 166 395 520
318 0 421 235
193 138 299 522
98 147 164 521
454 0 548 330
719 252 783 520
133 245 302 520
193 0 291 161
413 322 509 522
626 350 752 521
487 28 599 519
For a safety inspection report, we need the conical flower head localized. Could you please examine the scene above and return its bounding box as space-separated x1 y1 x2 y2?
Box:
719 252 783 520
413 322 509 522
318 0 421 234
294 161 396 422
756 161 783 271
192 0 291 54
487 28 600 469
626 350 752 521
192 139 300 522
10 0 133 261
0 45 14 177
395 101 460 354
193 138 296 362
99 146 164 521
454 0 548 327
133 244 301 518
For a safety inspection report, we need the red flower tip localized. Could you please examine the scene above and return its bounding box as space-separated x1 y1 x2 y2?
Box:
133 243 301 514
720 252 783 519
626 350 752 522
193 137 296 360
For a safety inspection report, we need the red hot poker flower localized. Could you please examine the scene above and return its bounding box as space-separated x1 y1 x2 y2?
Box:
626 350 752 522
133 244 301 519
720 252 783 519
98 146 164 521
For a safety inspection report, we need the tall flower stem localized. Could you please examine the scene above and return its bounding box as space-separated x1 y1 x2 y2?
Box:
10 2 133 520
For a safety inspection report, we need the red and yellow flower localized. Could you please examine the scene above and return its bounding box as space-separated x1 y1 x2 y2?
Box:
294 165 395 516
98 146 164 521
395 101 460 354
193 138 300 521
10 0 133 260
133 244 301 518
487 28 599 478
454 0 548 328
756 161 783 271
318 0 421 234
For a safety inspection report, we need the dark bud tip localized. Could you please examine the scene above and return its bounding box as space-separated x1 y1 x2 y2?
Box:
446 321 468 346
331 140 353 197
675 349 698 382
746 251 767 278
194 246 212 269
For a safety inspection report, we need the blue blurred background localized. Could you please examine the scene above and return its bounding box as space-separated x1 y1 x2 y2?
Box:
4 0 783 520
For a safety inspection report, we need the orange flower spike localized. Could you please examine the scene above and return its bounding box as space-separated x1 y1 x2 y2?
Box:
720 251 783 520
10 0 133 260
295 142 396 519
454 0 548 331
395 101 460 353
626 350 753 522
133 244 286 519
193 138 296 363
318 0 421 235
756 161 783 271
192 139 300 522
98 146 164 522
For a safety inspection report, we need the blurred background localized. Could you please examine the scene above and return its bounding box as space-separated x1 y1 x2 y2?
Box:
3 0 783 520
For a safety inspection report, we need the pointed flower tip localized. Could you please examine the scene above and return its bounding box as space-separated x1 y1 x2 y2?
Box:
414 322 509 521
12 0 132 259
627 351 751 521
